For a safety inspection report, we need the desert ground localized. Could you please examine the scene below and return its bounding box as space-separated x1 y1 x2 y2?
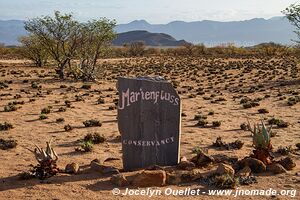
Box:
0 56 299 200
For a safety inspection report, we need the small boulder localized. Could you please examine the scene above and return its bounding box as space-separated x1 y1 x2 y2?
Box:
90 160 102 171
279 157 296 170
180 156 188 162
166 170 196 185
178 161 196 170
111 174 129 187
104 157 120 162
103 166 119 174
236 166 251 178
213 154 238 165
65 163 79 174
216 163 235 177
166 172 184 185
267 163 287 174
238 158 266 173
191 151 215 167
131 170 166 187
190 169 205 181
92 158 101 163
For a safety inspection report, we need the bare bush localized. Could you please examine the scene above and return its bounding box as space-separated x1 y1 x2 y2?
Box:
76 19 116 81
25 11 82 79
124 41 146 56
19 35 48 67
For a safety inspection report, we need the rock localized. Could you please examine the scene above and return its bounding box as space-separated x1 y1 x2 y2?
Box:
111 174 129 187
267 163 287 174
166 170 196 185
166 173 180 185
131 170 166 187
180 156 188 162
279 157 296 170
238 176 257 185
252 149 273 165
238 158 266 173
236 166 251 177
213 154 238 165
216 163 235 177
92 158 101 163
178 160 195 170
145 165 164 170
104 157 120 162
90 160 102 171
166 172 184 185
65 163 79 174
191 151 215 167
190 169 204 181
103 166 120 174
90 160 119 174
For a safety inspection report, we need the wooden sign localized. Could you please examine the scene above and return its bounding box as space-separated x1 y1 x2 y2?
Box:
117 77 181 171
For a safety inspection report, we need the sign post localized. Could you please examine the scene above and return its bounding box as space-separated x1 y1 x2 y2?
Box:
117 77 181 171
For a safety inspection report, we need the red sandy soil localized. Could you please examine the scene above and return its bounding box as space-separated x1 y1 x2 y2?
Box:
0 57 299 200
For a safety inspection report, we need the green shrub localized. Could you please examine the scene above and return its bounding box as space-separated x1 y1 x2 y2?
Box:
41 106 51 114
83 133 105 144
39 114 48 120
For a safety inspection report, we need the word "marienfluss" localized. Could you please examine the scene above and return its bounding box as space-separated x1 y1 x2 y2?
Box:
118 88 179 110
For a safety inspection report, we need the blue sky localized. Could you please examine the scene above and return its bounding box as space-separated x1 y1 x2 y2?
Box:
0 0 298 23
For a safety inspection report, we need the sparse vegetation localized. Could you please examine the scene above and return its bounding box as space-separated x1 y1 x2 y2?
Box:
97 98 105 104
65 100 72 107
75 133 105 152
83 119 102 127
192 146 207 155
81 84 92 90
24 11 116 80
4 104 18 112
1 13 300 195
124 41 146 57
258 108 269 114
19 35 48 67
39 114 48 120
64 124 73 131
212 121 222 127
56 118 65 123
58 107 67 112
76 140 93 152
208 110 214 115
0 122 13 131
0 139 17 150
212 137 244 150
196 118 208 127
276 146 294 155
248 119 273 165
41 106 51 114
30 140 59 179
207 174 238 189
83 132 106 144
240 123 249 131
268 117 289 128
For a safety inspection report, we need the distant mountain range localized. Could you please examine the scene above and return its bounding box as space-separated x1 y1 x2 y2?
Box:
0 20 27 45
112 30 188 46
0 17 297 46
116 17 296 46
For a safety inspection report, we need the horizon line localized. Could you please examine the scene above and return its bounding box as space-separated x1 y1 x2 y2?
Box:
0 15 286 25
